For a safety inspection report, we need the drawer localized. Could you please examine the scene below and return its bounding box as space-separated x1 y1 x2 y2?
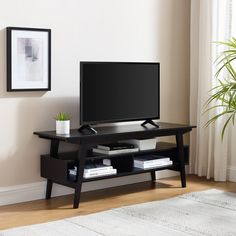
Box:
41 155 77 185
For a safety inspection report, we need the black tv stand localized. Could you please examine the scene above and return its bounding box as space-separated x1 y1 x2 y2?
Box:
78 125 97 134
141 119 159 128
34 122 196 208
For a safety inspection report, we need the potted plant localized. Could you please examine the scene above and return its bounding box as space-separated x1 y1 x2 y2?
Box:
55 112 70 135
205 38 236 139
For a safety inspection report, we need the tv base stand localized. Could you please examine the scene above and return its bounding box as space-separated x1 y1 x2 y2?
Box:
34 122 195 208
78 125 97 134
141 119 159 128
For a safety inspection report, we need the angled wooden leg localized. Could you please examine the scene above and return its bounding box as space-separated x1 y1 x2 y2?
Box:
176 132 186 188
50 139 60 158
46 179 53 199
73 144 87 209
45 139 60 199
151 171 156 182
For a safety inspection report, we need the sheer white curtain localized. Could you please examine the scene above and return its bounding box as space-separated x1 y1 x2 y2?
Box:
189 0 234 181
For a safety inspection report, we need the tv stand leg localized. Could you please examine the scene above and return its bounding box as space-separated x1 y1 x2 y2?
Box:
176 132 186 188
151 171 156 182
74 187 81 209
78 125 97 134
50 140 60 158
45 139 59 199
141 119 159 128
46 179 53 199
73 145 87 209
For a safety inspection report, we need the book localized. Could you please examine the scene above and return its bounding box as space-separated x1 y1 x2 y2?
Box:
69 165 115 176
134 160 171 165
84 164 113 173
134 155 170 164
133 160 171 166
134 159 172 168
134 160 172 166
134 161 173 169
97 143 135 151
93 147 139 155
83 169 117 179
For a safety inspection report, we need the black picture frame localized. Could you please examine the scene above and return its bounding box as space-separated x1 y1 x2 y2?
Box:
7 27 51 91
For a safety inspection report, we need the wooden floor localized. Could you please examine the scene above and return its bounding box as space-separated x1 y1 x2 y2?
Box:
1 175 236 231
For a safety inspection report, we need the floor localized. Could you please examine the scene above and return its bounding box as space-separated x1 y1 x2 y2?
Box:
1 175 236 231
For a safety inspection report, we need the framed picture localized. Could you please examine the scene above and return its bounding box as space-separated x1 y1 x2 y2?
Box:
7 27 51 91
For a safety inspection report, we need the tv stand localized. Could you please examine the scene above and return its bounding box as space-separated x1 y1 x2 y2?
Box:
78 125 97 134
34 122 196 208
141 119 159 128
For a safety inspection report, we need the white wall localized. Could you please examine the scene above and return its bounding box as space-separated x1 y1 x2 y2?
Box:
0 0 190 194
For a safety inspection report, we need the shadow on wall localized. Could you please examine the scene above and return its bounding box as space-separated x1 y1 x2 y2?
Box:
0 97 80 187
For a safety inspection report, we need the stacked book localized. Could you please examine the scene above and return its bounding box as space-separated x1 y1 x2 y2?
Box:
68 164 117 179
92 142 139 155
134 155 173 169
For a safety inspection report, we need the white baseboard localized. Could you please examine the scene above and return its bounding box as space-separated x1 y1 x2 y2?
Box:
0 170 178 206
227 166 236 182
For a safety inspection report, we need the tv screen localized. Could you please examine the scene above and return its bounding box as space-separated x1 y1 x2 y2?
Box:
80 62 160 125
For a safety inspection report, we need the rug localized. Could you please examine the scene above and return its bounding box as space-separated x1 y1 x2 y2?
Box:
1 189 236 236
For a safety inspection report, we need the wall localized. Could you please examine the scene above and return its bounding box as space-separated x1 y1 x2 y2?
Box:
0 0 190 202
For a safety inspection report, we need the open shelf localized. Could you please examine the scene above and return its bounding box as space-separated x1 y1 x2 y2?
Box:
52 142 188 163
41 141 187 186
82 164 178 182
41 159 179 187
87 144 188 166
86 142 181 160
86 142 188 164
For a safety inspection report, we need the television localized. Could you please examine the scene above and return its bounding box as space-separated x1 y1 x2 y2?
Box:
79 62 160 133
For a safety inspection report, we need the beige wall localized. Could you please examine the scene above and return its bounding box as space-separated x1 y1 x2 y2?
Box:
0 0 190 187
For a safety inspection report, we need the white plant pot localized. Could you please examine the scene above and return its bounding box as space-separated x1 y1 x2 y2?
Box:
56 120 70 135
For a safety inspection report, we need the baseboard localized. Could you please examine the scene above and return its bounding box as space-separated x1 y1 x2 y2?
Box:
227 166 236 182
0 170 178 206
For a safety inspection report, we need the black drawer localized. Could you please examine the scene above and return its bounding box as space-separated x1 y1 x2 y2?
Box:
41 155 77 186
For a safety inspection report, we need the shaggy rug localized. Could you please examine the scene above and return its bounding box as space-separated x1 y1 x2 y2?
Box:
1 189 236 236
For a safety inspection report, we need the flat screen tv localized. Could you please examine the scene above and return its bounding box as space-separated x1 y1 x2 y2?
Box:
80 61 160 131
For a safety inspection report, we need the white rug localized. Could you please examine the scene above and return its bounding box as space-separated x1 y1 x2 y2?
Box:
1 189 236 236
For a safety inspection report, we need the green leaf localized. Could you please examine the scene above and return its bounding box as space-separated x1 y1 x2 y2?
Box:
204 38 236 140
55 112 70 121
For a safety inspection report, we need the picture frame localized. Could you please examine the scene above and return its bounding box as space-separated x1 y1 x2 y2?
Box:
7 27 51 91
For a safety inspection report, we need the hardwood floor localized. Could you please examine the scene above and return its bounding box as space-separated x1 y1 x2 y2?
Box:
1 175 236 230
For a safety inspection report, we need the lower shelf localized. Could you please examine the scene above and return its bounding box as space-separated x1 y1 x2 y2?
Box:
82 164 178 182
41 141 185 188
46 164 179 189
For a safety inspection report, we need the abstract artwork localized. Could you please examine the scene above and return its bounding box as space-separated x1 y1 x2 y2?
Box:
7 27 51 91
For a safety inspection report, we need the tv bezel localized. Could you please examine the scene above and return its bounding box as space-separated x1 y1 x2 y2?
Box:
80 61 160 125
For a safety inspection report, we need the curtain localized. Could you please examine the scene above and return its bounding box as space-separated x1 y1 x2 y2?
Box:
189 0 234 181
